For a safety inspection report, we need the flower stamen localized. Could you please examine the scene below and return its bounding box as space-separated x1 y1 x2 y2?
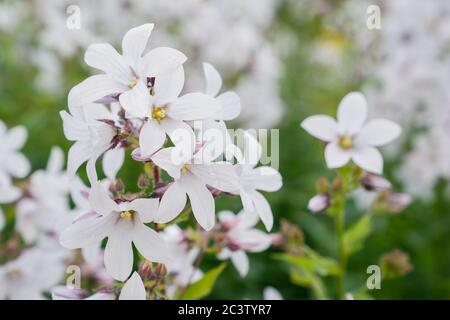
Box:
151 106 166 121
129 78 139 89
120 210 135 220
338 136 353 150
181 163 192 174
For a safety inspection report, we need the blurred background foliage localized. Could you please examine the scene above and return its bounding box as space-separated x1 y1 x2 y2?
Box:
0 0 449 299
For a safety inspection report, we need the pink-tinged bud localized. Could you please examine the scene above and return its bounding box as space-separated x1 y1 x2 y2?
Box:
131 148 152 162
271 233 284 246
307 193 330 213
386 193 412 213
380 249 413 279
138 174 149 189
361 174 392 192
109 179 124 193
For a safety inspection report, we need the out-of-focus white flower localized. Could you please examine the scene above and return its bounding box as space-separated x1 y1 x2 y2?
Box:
126 66 220 158
233 132 282 231
51 286 115 300
152 144 238 231
60 182 169 281
0 247 66 299
16 147 71 243
68 24 187 111
217 210 272 277
119 272 146 300
0 174 22 230
307 193 331 213
263 286 283 300
301 92 402 174
60 103 119 182
161 225 203 298
0 120 30 180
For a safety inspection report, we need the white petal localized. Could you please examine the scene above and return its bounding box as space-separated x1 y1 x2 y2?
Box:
132 224 170 264
356 119 402 147
251 190 273 231
156 182 187 223
89 182 119 215
241 166 282 192
215 91 241 120
122 23 154 69
191 163 239 193
324 142 351 169
139 121 166 157
119 272 146 300
301 115 338 142
179 174 215 231
167 93 220 121
68 75 126 108
126 198 158 223
67 141 92 177
102 148 125 180
84 43 133 85
3 153 30 178
60 111 90 141
202 62 222 96
46 146 64 174
0 208 4 231
240 187 255 213
263 287 283 300
151 147 185 179
242 131 262 167
59 213 115 249
153 67 185 105
352 147 383 174
337 92 368 135
81 242 102 263
119 80 151 118
159 118 195 155
104 228 134 281
140 47 187 77
5 125 27 150
231 251 249 277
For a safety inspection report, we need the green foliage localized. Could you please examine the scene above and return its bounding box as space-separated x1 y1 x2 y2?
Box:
343 214 373 256
180 263 227 300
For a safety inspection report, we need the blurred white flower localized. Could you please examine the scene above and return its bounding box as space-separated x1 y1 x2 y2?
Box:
217 210 272 277
51 286 115 300
0 174 22 231
233 132 282 231
60 182 169 281
263 286 283 300
0 120 30 180
119 272 146 300
301 92 401 174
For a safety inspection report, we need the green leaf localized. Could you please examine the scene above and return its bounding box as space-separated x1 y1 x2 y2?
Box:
274 251 339 276
289 268 328 299
181 263 227 300
343 214 373 255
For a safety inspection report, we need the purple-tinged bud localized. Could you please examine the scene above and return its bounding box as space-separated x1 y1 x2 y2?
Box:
361 174 392 192
316 176 330 193
385 193 412 213
138 174 149 189
380 249 413 279
109 179 124 193
307 193 330 213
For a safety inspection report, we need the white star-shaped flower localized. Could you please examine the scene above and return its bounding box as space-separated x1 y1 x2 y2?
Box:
301 92 401 174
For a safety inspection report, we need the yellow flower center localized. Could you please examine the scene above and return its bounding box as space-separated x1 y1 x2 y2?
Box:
338 136 353 150
6 269 21 279
181 163 192 174
129 78 139 89
151 106 166 121
120 210 135 220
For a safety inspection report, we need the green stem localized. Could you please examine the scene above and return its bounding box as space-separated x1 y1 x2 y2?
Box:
335 205 346 300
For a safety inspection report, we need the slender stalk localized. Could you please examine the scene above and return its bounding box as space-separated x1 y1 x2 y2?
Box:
335 206 346 300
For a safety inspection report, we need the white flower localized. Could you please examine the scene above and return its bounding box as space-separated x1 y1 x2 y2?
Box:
301 92 402 174
15 147 71 243
60 103 119 182
0 173 22 231
51 286 115 300
0 120 30 179
124 66 221 157
68 23 187 111
151 144 238 231
263 286 283 300
119 272 146 300
233 132 282 231
60 182 169 281
217 210 272 277
0 247 66 300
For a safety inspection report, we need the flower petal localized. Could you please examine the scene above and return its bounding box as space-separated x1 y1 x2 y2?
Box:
324 142 351 169
251 190 273 231
102 148 125 180
85 43 133 85
139 121 166 157
122 23 154 69
3 153 30 178
159 118 195 155
301 115 338 142
179 174 215 231
60 111 90 141
89 182 119 216
133 224 169 263
5 125 27 150
203 62 222 96
356 119 402 147
68 75 126 108
67 141 93 177
337 92 368 135
126 198 158 223
156 182 187 224
231 251 249 277
151 147 186 179
167 93 220 121
352 146 383 174
119 80 151 118
241 166 282 192
104 226 134 281
215 91 241 120
119 272 146 300
153 67 185 105
139 47 187 77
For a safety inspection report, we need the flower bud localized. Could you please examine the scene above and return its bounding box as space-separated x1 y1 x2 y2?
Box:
380 250 413 279
316 176 330 193
361 174 392 192
385 193 412 213
138 173 149 189
332 177 343 192
307 193 330 213
109 179 124 193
